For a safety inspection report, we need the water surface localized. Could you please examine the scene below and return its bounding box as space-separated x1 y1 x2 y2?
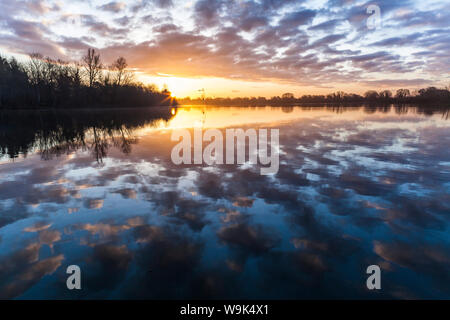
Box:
0 105 449 299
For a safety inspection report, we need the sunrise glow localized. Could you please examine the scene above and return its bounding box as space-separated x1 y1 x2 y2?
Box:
1 0 448 98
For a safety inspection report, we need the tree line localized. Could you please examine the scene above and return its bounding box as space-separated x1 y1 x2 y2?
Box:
0 49 177 109
179 87 450 106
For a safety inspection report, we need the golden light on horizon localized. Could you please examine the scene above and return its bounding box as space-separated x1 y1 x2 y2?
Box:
134 105 430 138
138 74 208 98
136 73 384 99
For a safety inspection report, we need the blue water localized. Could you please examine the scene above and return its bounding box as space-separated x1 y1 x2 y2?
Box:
0 105 449 299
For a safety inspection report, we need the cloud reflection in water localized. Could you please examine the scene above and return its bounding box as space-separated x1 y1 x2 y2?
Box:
0 105 449 299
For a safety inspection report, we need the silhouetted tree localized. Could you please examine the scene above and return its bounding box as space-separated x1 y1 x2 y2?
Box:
417 87 450 102
27 53 46 105
396 89 410 99
112 57 133 86
379 90 393 100
83 48 102 88
364 90 379 100
179 87 450 106
0 56 30 107
0 49 177 109
282 93 294 99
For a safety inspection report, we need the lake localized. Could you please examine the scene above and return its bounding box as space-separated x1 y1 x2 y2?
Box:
0 105 449 299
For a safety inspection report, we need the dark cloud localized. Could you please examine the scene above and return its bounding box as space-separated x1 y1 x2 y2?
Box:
374 240 450 294
369 32 423 47
79 15 128 38
309 19 344 31
217 223 281 255
124 226 205 299
278 9 316 29
194 0 224 28
83 244 133 294
0 203 32 228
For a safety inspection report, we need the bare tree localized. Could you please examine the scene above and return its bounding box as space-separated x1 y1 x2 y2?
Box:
112 56 133 86
28 53 44 84
27 53 46 104
83 48 102 87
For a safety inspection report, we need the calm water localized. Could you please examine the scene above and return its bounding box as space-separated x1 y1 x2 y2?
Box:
0 105 449 299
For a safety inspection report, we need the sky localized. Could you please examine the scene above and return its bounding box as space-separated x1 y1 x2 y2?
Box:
0 0 449 98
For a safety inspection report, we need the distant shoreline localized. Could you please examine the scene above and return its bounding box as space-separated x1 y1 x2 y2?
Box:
178 87 450 107
176 102 450 108
1 102 450 111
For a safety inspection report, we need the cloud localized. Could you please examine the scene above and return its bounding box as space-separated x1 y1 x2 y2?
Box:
0 0 448 89
131 0 173 12
83 198 104 209
374 240 450 293
97 2 126 13
0 242 63 299
309 19 344 31
278 9 316 29
217 223 280 255
361 79 434 87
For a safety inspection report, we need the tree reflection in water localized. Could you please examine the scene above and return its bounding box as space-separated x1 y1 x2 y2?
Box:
0 107 177 162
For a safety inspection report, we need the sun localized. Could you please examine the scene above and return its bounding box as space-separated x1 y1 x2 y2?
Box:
137 74 205 98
